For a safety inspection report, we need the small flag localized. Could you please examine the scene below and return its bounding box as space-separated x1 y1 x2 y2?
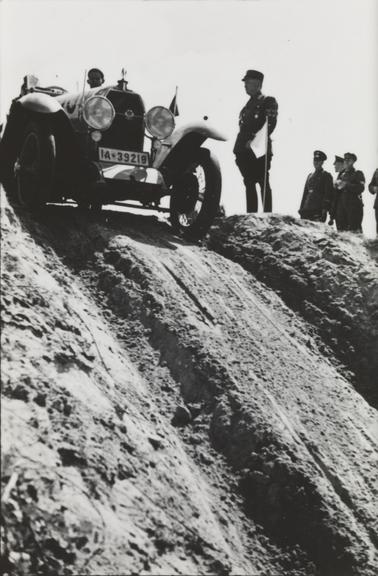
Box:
169 87 179 116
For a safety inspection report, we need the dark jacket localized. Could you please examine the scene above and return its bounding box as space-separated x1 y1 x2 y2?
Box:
299 168 334 216
368 168 378 209
329 170 344 219
338 167 365 195
233 93 278 155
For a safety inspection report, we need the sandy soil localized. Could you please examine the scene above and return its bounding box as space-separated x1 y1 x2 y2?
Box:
1 193 377 576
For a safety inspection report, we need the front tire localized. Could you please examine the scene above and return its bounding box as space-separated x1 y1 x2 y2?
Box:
170 147 221 239
15 120 56 210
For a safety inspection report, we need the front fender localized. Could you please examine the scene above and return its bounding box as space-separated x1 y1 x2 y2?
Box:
171 121 228 144
153 121 227 170
19 92 63 114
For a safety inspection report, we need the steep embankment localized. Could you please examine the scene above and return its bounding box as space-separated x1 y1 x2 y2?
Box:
1 193 377 576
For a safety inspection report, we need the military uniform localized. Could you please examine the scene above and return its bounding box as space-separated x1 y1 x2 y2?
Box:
335 153 365 232
234 70 278 213
329 155 344 229
299 151 333 222
368 168 378 233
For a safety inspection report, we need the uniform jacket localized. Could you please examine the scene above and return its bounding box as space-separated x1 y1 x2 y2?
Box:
233 93 278 155
329 170 344 218
338 167 365 195
368 168 378 209
299 168 333 215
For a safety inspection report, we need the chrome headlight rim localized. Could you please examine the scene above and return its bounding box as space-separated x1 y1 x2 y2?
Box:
83 95 115 131
145 106 175 140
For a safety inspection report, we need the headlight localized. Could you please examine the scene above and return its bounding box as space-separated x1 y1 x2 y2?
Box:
83 96 115 130
145 106 175 139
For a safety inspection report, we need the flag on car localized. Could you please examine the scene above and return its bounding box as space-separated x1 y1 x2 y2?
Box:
169 87 179 116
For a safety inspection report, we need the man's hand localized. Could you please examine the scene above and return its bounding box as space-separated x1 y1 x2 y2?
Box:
336 180 346 190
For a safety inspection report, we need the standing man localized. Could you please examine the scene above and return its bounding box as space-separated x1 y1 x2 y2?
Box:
329 155 345 228
368 168 378 234
87 68 105 89
299 151 333 222
234 69 278 213
335 153 365 232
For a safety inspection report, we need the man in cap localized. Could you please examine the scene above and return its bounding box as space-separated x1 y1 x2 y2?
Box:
335 153 365 232
299 151 333 222
87 68 105 89
368 168 378 234
329 155 345 228
234 69 278 213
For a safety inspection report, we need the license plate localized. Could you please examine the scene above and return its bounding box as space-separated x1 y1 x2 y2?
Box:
99 147 149 167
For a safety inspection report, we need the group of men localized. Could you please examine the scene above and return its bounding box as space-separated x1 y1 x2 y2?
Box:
298 151 375 233
234 69 378 234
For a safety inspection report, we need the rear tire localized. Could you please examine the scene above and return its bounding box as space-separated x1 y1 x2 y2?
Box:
15 120 56 210
170 148 221 239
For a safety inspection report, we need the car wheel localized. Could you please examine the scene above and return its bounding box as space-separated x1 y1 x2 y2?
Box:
0 142 18 202
170 147 221 239
15 120 56 210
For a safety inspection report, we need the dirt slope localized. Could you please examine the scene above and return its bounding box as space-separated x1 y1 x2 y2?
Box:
208 215 378 408
1 192 377 576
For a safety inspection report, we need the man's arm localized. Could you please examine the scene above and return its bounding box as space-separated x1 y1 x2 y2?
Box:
343 170 365 194
299 175 310 213
322 173 334 210
368 168 378 194
264 96 278 135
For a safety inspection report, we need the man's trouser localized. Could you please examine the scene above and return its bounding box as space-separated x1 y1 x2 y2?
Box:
336 191 363 232
235 149 272 213
299 211 326 223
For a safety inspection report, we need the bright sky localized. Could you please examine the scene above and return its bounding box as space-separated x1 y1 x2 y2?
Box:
1 0 377 236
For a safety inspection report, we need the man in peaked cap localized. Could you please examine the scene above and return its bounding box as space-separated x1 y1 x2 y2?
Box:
329 155 345 229
299 151 333 222
334 153 365 232
234 69 278 213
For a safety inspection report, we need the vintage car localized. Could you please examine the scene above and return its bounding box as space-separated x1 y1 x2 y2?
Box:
0 72 227 237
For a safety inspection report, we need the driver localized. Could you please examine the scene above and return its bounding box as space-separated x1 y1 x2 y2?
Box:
87 68 105 89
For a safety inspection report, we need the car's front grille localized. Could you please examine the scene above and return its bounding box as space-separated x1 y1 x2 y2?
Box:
101 90 145 151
